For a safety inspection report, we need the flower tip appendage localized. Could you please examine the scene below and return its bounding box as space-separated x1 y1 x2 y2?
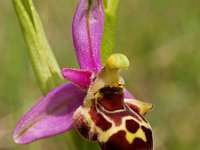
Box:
106 53 130 70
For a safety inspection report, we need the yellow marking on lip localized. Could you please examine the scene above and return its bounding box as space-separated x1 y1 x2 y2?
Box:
126 127 146 143
75 103 152 144
96 116 150 143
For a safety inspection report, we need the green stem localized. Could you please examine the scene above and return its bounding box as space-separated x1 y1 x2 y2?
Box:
101 0 120 64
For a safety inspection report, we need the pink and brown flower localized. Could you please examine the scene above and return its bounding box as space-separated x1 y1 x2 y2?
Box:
13 0 153 149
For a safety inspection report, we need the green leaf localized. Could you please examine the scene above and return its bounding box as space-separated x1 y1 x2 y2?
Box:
12 0 64 95
101 0 119 64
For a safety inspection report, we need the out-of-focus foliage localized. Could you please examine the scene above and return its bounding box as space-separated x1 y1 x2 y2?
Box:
0 0 200 150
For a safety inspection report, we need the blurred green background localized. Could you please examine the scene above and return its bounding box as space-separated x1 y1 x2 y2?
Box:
1 0 200 149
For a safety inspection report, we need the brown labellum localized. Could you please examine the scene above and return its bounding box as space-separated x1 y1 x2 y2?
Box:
74 58 153 150
74 86 153 150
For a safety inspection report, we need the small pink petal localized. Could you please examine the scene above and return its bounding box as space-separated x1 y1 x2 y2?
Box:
72 0 104 72
62 68 93 89
13 83 86 144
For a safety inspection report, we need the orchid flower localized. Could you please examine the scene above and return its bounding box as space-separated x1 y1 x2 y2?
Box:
13 0 153 149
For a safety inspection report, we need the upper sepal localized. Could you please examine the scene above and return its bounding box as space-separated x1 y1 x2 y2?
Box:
72 0 104 73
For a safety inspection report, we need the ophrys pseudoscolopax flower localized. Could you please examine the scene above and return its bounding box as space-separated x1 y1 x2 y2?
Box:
13 0 153 149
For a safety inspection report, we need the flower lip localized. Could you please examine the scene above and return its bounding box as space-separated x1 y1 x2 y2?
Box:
73 55 153 150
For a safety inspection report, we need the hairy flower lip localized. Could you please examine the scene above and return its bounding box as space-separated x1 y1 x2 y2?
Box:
73 65 153 150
